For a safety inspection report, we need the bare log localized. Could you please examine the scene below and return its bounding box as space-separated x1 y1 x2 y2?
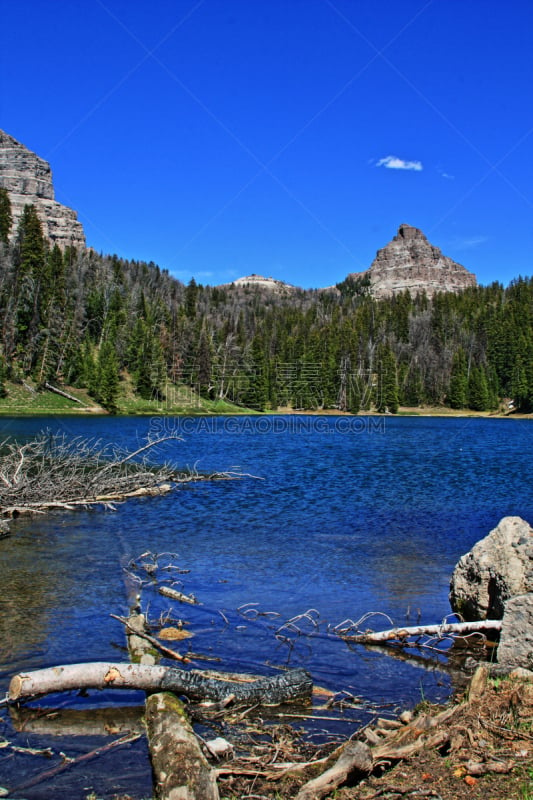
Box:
344 619 502 644
294 740 373 800
159 585 199 605
8 662 313 706
44 382 84 404
145 692 220 800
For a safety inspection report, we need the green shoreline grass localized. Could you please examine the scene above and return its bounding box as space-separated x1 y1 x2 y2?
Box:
0 380 529 418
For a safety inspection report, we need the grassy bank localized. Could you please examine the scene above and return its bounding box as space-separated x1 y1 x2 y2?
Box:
0 378 254 416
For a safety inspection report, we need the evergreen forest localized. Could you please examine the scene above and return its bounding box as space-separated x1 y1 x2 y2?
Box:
0 193 532 415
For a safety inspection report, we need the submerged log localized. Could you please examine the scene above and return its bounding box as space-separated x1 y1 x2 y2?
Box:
8 662 313 706
146 692 220 800
159 585 199 605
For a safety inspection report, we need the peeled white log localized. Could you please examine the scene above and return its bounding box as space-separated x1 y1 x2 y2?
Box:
8 662 313 705
344 619 502 643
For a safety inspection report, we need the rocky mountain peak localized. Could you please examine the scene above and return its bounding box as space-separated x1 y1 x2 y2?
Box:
347 224 477 298
0 129 86 250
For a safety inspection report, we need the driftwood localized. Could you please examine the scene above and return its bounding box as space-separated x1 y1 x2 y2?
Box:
159 585 199 605
145 692 220 800
8 662 313 706
0 432 181 514
294 740 373 800
344 619 502 644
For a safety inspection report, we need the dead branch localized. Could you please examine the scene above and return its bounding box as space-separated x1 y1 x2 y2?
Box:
294 740 373 800
111 613 190 663
8 731 140 794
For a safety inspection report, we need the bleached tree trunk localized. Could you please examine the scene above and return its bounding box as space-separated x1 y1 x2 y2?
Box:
8 662 313 705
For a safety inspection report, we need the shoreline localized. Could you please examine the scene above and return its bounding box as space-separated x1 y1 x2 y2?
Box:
0 406 530 419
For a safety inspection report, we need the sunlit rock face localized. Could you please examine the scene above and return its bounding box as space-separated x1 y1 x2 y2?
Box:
348 224 477 298
0 129 86 250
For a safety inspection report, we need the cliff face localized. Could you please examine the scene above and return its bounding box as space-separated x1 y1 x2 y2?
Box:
350 224 477 298
0 130 86 250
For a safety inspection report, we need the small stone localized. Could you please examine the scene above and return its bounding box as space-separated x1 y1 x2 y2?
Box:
204 737 234 759
399 710 413 724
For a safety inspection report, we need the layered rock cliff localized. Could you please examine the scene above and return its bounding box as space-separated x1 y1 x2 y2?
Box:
349 224 477 298
0 130 86 250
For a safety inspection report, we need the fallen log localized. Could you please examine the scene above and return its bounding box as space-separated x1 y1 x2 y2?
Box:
145 692 220 800
8 662 313 706
344 619 502 644
294 740 373 800
159 585 199 605
44 382 85 404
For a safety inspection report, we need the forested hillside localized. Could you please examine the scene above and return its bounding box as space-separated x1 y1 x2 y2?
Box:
0 194 532 414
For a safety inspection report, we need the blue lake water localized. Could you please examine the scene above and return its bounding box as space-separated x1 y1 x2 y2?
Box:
0 414 532 797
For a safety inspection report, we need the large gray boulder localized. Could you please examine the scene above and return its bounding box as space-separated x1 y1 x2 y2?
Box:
498 594 533 669
449 516 533 621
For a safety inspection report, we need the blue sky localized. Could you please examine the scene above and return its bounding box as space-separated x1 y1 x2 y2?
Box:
1 0 531 288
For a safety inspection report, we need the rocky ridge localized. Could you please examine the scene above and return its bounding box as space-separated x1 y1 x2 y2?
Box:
348 223 477 298
229 274 297 295
0 129 86 250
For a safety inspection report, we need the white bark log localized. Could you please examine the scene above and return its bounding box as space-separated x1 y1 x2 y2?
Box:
8 662 313 705
344 619 502 643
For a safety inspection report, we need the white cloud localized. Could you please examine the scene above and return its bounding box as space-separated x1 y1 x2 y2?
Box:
376 155 423 171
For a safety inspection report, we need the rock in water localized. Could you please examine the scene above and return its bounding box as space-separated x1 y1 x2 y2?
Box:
346 223 477 298
449 516 533 621
0 129 86 251
498 594 533 669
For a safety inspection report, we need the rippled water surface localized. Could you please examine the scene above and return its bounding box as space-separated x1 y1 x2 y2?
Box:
1 414 532 797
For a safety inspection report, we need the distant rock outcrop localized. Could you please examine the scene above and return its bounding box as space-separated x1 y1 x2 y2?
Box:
348 224 477 298
0 129 86 250
229 274 297 295
449 517 533 621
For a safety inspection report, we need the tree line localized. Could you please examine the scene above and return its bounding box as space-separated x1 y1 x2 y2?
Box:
0 191 532 414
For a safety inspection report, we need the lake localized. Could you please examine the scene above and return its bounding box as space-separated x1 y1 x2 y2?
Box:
1 414 532 798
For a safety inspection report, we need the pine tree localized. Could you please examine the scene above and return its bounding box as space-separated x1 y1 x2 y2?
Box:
448 348 468 409
97 341 120 412
468 365 490 411
376 344 399 413
185 278 199 318
14 205 46 355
